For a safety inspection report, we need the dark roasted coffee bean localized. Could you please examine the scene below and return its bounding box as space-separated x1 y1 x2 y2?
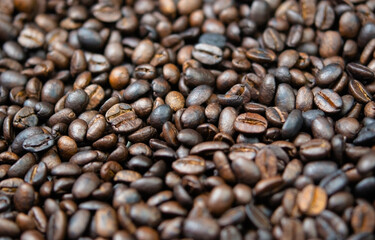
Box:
11 127 44 155
41 79 65 104
258 74 276 105
172 155 205 175
13 107 38 129
192 43 223 65
14 183 34 212
65 89 89 114
72 172 100 199
287 24 303 48
347 63 375 82
231 158 260 186
186 85 212 107
207 184 234 215
24 162 47 186
311 117 334 140
1 70 27 89
281 109 303 139
234 113 268 134
314 89 343 113
303 161 337 183
23 133 54 153
245 203 271 230
18 27 45 49
351 202 375 234
263 28 284 52
184 67 215 87
315 1 334 30
348 79 372 104
180 105 205 129
316 64 342 86
319 170 348 196
246 48 276 64
199 33 226 48
47 210 67 240
183 217 219 240
0 1 375 238
149 104 173 130
94 207 118 237
297 184 327 216
335 117 361 141
106 103 142 134
275 83 295 112
319 31 342 58
67 209 90 239
300 139 331 161
358 22 375 48
7 153 36 178
0 218 20 237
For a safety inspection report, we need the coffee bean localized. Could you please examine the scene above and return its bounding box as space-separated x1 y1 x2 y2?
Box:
0 218 20 237
192 43 223 65
234 113 268 134
92 3 121 23
297 184 327 216
335 117 361 140
130 203 161 227
258 74 276 105
287 24 303 48
72 172 100 199
207 184 234 216
109 66 130 90
190 141 229 156
11 127 44 155
315 1 334 30
47 210 67 240
348 79 373 104
23 133 54 153
300 139 331 161
183 217 219 240
199 33 226 48
231 158 260 186
245 203 271 230
172 155 205 175
67 209 90 239
1 70 27 89
24 162 47 186
246 48 276 64
18 27 45 49
314 89 343 113
351 202 375 234
186 85 212 106
316 210 348 239
0 1 375 238
77 28 104 52
105 103 142 133
95 207 118 237
14 183 34 212
275 83 295 112
263 28 284 52
319 31 342 58
311 117 334 140
316 64 343 86
13 106 38 129
177 129 203 147
358 22 375 48
281 109 303 139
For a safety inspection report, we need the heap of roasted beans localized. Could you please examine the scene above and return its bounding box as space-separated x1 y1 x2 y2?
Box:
0 0 375 239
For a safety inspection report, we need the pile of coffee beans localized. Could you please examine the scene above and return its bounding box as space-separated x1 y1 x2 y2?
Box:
1 0 375 239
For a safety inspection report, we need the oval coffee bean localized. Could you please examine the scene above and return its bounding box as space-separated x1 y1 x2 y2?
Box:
234 113 268 134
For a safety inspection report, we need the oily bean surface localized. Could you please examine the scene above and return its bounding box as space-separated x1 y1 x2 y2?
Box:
0 0 374 239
